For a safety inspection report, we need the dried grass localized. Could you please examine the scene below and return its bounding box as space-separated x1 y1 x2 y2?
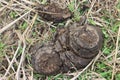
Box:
0 0 120 80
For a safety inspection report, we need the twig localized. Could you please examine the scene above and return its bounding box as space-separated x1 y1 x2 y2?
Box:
25 13 38 37
0 6 6 12
15 31 26 80
13 0 35 12
22 64 26 80
22 0 36 5
5 54 15 72
111 26 120 80
15 42 26 80
70 59 94 80
2 41 21 79
0 10 31 34
86 0 96 23
91 72 106 80
91 51 102 70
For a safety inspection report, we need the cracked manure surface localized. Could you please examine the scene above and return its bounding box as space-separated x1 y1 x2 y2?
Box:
36 3 72 23
30 23 103 75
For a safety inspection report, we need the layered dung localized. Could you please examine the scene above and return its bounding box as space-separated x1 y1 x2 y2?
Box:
31 23 103 75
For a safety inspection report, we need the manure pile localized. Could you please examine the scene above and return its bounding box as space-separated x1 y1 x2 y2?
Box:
30 2 103 75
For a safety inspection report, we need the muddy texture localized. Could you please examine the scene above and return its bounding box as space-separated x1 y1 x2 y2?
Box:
31 43 62 75
30 23 103 75
36 3 72 23
69 25 103 58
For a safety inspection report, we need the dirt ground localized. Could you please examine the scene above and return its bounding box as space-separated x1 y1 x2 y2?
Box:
0 0 120 80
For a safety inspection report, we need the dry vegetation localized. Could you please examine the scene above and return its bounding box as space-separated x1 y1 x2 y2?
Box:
0 0 120 80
